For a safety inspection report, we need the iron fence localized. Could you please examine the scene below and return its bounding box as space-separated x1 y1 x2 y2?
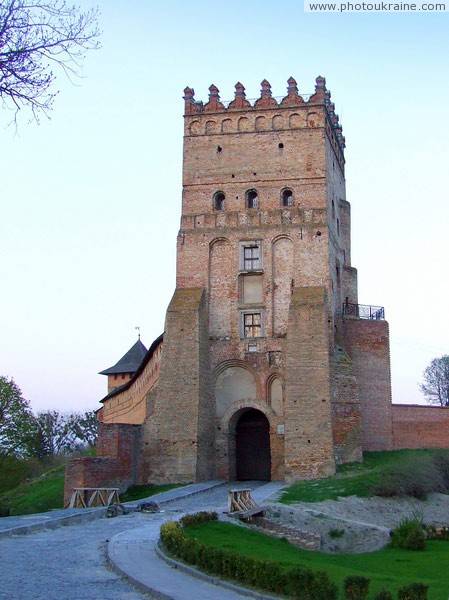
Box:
342 302 385 320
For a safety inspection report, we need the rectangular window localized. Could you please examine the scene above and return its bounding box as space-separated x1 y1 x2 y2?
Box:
240 241 262 271
243 312 261 338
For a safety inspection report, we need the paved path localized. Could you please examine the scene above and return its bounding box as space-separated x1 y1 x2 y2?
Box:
0 481 285 600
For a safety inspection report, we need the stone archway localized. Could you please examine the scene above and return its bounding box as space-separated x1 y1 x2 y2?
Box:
235 409 271 481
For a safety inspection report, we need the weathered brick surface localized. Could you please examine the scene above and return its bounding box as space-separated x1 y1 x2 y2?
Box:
331 347 363 464
63 423 141 506
392 404 449 449
284 287 336 481
139 288 215 483
340 318 393 451
252 516 321 550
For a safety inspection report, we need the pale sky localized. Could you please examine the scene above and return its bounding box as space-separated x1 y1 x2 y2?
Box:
1 1 448 413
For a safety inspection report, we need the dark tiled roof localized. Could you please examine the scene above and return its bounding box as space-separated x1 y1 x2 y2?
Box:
100 333 164 403
99 339 148 375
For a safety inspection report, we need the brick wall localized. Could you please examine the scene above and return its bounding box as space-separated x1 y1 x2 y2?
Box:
284 287 336 481
330 347 363 464
64 423 141 506
340 317 393 451
392 404 449 449
139 288 215 484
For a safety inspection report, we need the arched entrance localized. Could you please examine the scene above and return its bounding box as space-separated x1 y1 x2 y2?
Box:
235 409 271 480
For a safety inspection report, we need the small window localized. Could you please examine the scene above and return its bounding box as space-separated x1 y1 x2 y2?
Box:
281 189 293 207
240 241 262 271
213 191 225 211
246 189 258 209
243 312 262 338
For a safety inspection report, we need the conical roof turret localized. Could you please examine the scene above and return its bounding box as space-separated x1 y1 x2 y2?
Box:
99 338 147 375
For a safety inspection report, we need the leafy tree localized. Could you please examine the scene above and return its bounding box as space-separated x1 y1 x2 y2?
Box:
0 0 100 122
0 375 35 457
420 355 449 407
27 409 99 458
71 410 99 448
28 410 77 458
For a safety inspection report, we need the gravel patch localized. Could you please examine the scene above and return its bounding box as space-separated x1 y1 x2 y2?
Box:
265 493 449 553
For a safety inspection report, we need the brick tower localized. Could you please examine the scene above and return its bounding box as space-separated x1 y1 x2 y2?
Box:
137 76 393 484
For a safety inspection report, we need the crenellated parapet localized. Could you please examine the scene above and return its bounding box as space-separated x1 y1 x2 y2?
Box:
183 76 345 160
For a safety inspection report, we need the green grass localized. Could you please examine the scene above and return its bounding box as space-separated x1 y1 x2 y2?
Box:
120 483 184 502
0 465 65 515
0 467 185 515
280 450 449 503
185 521 449 599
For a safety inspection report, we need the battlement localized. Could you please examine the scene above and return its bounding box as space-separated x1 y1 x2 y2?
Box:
183 76 345 154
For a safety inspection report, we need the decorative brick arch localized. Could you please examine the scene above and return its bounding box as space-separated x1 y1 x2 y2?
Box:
214 360 263 418
220 399 276 432
209 239 233 337
266 373 284 416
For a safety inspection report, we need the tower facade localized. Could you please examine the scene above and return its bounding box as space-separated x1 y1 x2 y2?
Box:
93 76 393 488
136 76 392 484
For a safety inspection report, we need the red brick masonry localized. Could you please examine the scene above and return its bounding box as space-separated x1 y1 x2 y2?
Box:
392 404 449 450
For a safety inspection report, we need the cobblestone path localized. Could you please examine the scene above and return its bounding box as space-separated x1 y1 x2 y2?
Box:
0 482 266 600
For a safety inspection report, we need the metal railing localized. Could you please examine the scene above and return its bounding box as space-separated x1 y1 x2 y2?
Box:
342 302 385 320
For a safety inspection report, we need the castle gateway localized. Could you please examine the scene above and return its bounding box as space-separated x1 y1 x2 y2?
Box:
65 76 396 501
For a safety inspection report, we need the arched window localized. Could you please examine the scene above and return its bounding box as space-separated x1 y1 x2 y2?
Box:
331 199 336 220
213 191 225 211
281 189 293 207
246 189 258 209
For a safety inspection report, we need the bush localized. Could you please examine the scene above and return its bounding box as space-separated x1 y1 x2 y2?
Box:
329 528 345 539
432 452 449 490
397 582 429 600
344 575 370 600
179 511 217 528
288 566 338 600
160 521 185 555
374 590 393 600
160 515 339 599
374 455 446 500
390 518 426 551
423 524 449 540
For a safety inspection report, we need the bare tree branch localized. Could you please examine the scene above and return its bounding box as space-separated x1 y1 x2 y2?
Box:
420 355 449 407
0 0 101 123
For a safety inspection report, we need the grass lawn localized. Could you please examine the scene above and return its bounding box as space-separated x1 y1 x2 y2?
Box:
279 449 449 503
120 483 183 502
0 463 185 515
0 465 66 515
185 521 449 599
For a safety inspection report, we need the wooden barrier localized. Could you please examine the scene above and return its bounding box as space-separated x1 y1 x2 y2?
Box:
68 487 120 509
227 488 265 520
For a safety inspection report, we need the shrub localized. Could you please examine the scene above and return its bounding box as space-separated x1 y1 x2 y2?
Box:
288 566 338 600
431 452 449 490
390 518 426 551
329 528 345 539
374 455 445 500
423 524 449 540
344 575 370 600
160 516 340 599
179 511 218 528
258 561 286 594
374 590 393 600
160 520 185 555
397 582 429 600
